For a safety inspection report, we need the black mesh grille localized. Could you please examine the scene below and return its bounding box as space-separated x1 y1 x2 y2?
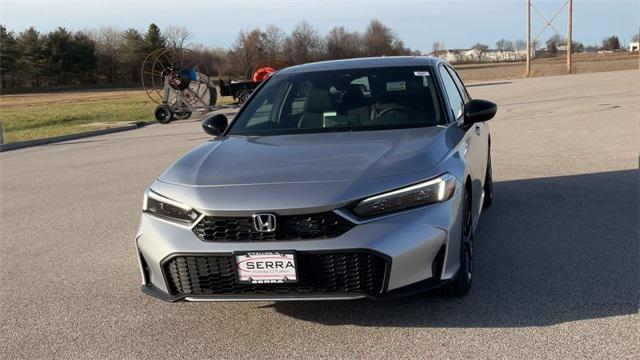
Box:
192 212 355 242
163 252 387 297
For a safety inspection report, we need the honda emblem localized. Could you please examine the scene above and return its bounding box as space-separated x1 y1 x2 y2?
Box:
252 213 277 233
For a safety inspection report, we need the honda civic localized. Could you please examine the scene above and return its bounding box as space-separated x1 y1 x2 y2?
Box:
136 56 496 301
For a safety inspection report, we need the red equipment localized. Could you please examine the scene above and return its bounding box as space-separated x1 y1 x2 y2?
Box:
251 67 276 82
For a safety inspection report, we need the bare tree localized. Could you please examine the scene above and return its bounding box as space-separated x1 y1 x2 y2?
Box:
449 49 464 63
527 39 541 58
601 35 621 51
164 25 192 49
95 26 123 82
391 38 412 55
363 19 396 56
191 44 226 77
495 39 514 60
283 21 324 65
3 21 426 86
226 29 267 77
432 41 445 57
546 34 566 55
325 26 363 60
471 43 489 62
263 25 285 60
513 40 526 60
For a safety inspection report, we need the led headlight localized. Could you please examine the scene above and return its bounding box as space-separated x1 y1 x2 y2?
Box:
143 190 200 224
353 173 456 217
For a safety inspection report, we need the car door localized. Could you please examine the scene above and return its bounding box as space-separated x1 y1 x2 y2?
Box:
438 65 485 217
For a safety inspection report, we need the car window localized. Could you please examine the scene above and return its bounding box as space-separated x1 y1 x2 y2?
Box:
229 66 446 136
439 67 464 121
445 66 470 102
246 98 274 127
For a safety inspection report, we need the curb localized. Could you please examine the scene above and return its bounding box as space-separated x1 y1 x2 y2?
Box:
0 121 152 152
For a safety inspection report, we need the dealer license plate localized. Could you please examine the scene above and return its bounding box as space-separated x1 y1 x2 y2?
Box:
235 251 298 284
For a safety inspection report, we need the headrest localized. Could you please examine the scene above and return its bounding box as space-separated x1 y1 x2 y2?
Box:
304 89 332 113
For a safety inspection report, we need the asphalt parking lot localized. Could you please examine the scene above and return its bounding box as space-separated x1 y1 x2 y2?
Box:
1 70 638 359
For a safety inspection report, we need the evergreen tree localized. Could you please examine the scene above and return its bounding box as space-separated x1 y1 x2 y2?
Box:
69 32 97 81
143 23 165 53
43 27 74 84
17 26 46 86
0 25 18 89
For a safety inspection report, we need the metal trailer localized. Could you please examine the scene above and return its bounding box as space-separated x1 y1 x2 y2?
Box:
218 79 261 105
141 48 217 123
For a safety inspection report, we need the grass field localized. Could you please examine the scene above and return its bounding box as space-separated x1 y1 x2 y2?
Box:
0 90 154 143
0 90 235 143
0 52 637 144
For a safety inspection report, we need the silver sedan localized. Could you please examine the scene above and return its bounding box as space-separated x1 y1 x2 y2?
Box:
135 56 496 302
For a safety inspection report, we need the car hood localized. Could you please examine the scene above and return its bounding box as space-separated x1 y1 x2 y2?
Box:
154 126 460 212
158 127 451 187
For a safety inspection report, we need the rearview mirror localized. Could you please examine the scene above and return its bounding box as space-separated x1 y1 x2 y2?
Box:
464 99 497 125
202 114 228 136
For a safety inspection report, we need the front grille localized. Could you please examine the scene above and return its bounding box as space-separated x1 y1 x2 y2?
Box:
163 252 387 297
192 212 355 242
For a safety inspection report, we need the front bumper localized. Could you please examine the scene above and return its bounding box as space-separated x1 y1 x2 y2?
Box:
136 187 465 302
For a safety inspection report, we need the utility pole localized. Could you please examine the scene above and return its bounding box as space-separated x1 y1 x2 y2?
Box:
526 0 531 77
567 0 573 74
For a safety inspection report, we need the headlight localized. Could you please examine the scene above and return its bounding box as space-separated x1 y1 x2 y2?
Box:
352 173 456 217
143 190 200 224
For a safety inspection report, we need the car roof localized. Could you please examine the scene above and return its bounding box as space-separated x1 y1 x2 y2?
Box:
277 56 444 75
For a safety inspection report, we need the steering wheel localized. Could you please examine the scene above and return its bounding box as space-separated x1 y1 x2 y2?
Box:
373 105 421 121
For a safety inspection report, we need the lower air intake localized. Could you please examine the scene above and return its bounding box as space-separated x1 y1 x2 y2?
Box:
163 252 387 297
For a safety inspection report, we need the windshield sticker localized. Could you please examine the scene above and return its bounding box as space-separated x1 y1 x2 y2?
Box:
386 81 406 91
414 71 430 76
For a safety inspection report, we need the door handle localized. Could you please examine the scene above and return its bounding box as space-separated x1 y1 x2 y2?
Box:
475 125 481 135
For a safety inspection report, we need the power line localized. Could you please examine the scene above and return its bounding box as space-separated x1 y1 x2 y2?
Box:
526 0 573 77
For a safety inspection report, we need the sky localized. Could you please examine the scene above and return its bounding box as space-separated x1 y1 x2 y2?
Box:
1 0 638 52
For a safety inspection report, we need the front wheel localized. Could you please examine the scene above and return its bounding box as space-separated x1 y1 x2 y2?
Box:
447 187 473 297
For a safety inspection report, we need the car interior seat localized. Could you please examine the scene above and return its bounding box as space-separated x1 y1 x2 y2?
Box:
340 84 370 125
298 89 333 128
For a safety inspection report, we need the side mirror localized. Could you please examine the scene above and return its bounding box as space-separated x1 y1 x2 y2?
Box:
202 114 228 136
464 99 497 125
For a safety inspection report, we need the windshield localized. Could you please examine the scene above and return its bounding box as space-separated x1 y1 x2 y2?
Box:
228 66 445 136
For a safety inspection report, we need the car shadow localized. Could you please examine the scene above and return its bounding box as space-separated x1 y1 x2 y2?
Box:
271 170 639 327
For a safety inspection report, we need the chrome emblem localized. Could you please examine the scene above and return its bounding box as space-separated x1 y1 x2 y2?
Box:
252 213 277 233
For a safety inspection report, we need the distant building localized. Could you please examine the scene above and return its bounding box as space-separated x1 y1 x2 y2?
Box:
630 42 640 52
433 48 532 63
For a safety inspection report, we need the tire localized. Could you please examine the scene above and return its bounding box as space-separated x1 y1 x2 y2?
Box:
483 151 493 208
208 86 217 107
154 104 174 124
447 186 473 297
238 91 250 104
